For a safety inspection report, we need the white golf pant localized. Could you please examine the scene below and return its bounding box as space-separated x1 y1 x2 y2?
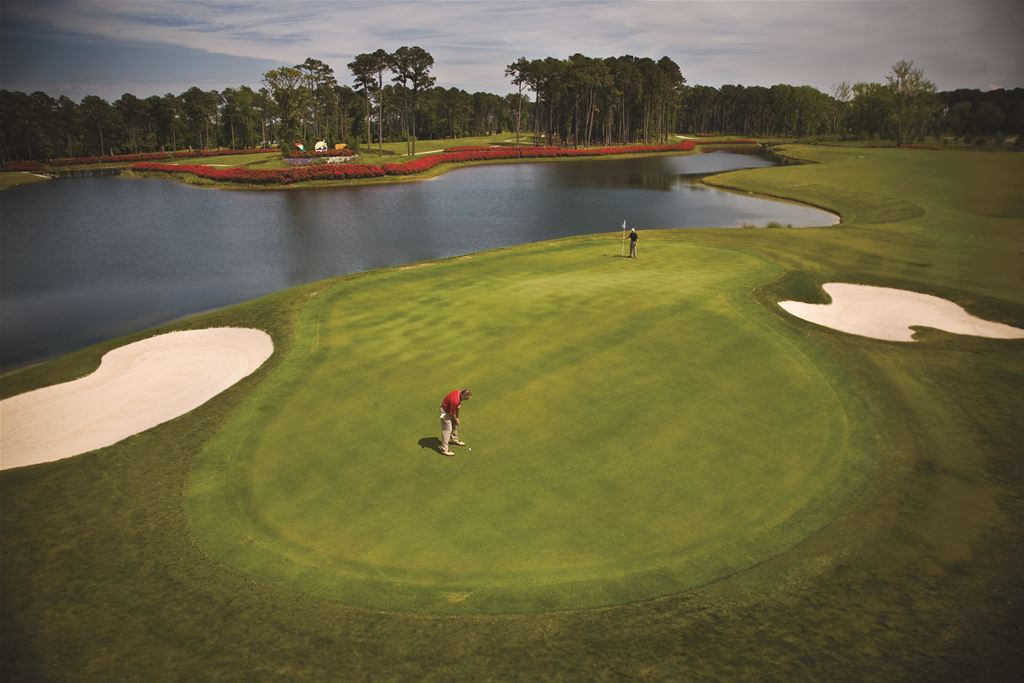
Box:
440 411 460 451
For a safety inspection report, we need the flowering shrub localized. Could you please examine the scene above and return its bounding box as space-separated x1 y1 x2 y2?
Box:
134 161 387 184
131 140 720 185
10 140 756 176
48 148 275 166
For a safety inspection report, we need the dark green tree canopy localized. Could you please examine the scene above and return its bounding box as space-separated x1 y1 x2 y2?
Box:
2 55 1020 163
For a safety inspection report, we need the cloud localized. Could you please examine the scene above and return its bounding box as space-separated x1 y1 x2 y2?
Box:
2 0 1022 99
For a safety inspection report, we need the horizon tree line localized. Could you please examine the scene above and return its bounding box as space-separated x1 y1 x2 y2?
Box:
1 54 1022 163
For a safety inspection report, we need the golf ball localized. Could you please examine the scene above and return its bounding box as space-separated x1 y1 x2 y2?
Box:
468 448 472 452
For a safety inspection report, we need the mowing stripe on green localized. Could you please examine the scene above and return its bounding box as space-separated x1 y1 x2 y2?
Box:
188 236 878 613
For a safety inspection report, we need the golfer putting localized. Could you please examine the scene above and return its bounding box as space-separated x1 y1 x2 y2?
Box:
439 388 472 456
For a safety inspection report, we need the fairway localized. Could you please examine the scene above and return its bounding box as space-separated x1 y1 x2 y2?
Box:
188 238 875 612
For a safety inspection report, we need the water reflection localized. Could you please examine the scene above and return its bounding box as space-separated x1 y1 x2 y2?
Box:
546 151 775 191
1 152 834 367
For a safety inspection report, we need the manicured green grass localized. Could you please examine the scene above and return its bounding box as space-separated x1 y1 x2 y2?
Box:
166 151 280 167
250 133 700 169
244 134 516 169
189 238 875 613
0 171 50 190
2 145 1022 680
358 132 519 159
703 146 1024 315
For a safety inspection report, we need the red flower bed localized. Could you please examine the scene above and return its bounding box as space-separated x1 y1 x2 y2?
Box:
16 140 753 175
0 161 45 172
134 161 387 184
131 140 705 185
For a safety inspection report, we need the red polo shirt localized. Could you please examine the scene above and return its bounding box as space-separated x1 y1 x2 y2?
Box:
441 390 462 415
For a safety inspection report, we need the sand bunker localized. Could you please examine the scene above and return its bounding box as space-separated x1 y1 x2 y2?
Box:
779 283 1024 342
1 328 273 470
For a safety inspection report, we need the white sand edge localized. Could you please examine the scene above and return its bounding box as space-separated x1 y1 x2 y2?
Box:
779 283 1024 342
0 328 273 470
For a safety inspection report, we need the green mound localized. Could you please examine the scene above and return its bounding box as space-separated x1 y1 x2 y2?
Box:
188 236 876 612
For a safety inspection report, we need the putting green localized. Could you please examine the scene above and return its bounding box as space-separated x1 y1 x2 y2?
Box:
188 236 876 612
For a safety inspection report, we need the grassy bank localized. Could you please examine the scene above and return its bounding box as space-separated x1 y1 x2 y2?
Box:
0 172 50 190
2 146 1022 680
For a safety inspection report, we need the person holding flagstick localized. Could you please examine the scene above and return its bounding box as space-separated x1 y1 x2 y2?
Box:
628 227 638 258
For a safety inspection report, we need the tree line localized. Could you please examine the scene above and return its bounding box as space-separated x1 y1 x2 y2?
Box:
0 46 517 162
2 51 1022 163
680 61 1024 143
505 54 686 147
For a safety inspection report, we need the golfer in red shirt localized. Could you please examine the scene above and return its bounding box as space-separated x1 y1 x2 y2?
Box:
439 388 472 456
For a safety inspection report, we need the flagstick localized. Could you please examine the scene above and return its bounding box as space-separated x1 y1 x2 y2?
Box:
620 220 626 258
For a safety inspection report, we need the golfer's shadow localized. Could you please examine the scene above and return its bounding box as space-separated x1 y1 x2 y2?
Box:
417 437 445 455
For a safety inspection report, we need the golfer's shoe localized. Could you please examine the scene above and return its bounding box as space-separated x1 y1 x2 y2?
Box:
452 440 467 446
441 449 456 457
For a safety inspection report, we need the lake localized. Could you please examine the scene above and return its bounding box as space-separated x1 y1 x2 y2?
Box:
0 151 836 369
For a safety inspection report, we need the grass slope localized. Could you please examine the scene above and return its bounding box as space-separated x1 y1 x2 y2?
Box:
189 239 876 613
2 146 1022 680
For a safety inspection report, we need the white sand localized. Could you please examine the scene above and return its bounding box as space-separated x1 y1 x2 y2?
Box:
0 328 273 470
779 283 1024 342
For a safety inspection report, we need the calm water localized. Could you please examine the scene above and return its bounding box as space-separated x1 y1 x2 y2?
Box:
0 152 836 368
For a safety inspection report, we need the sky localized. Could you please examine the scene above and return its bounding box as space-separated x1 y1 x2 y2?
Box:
1 0 1022 102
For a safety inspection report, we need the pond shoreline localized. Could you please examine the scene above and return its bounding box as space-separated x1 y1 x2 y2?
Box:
1 150 834 370
4 143 768 191
129 142 737 188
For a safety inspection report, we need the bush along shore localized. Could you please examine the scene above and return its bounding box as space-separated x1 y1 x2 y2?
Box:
0 147 276 171
130 140 757 185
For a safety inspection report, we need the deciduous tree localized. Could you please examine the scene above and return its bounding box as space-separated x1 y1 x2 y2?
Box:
886 59 936 146
262 67 305 147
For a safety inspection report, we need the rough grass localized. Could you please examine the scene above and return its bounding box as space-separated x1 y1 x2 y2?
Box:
2 145 1022 680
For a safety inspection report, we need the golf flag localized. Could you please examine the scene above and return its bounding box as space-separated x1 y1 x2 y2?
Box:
620 220 627 257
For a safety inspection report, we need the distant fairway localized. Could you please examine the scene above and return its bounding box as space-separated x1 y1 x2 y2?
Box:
188 238 875 612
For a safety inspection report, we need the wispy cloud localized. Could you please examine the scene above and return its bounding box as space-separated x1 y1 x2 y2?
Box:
2 0 1021 100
